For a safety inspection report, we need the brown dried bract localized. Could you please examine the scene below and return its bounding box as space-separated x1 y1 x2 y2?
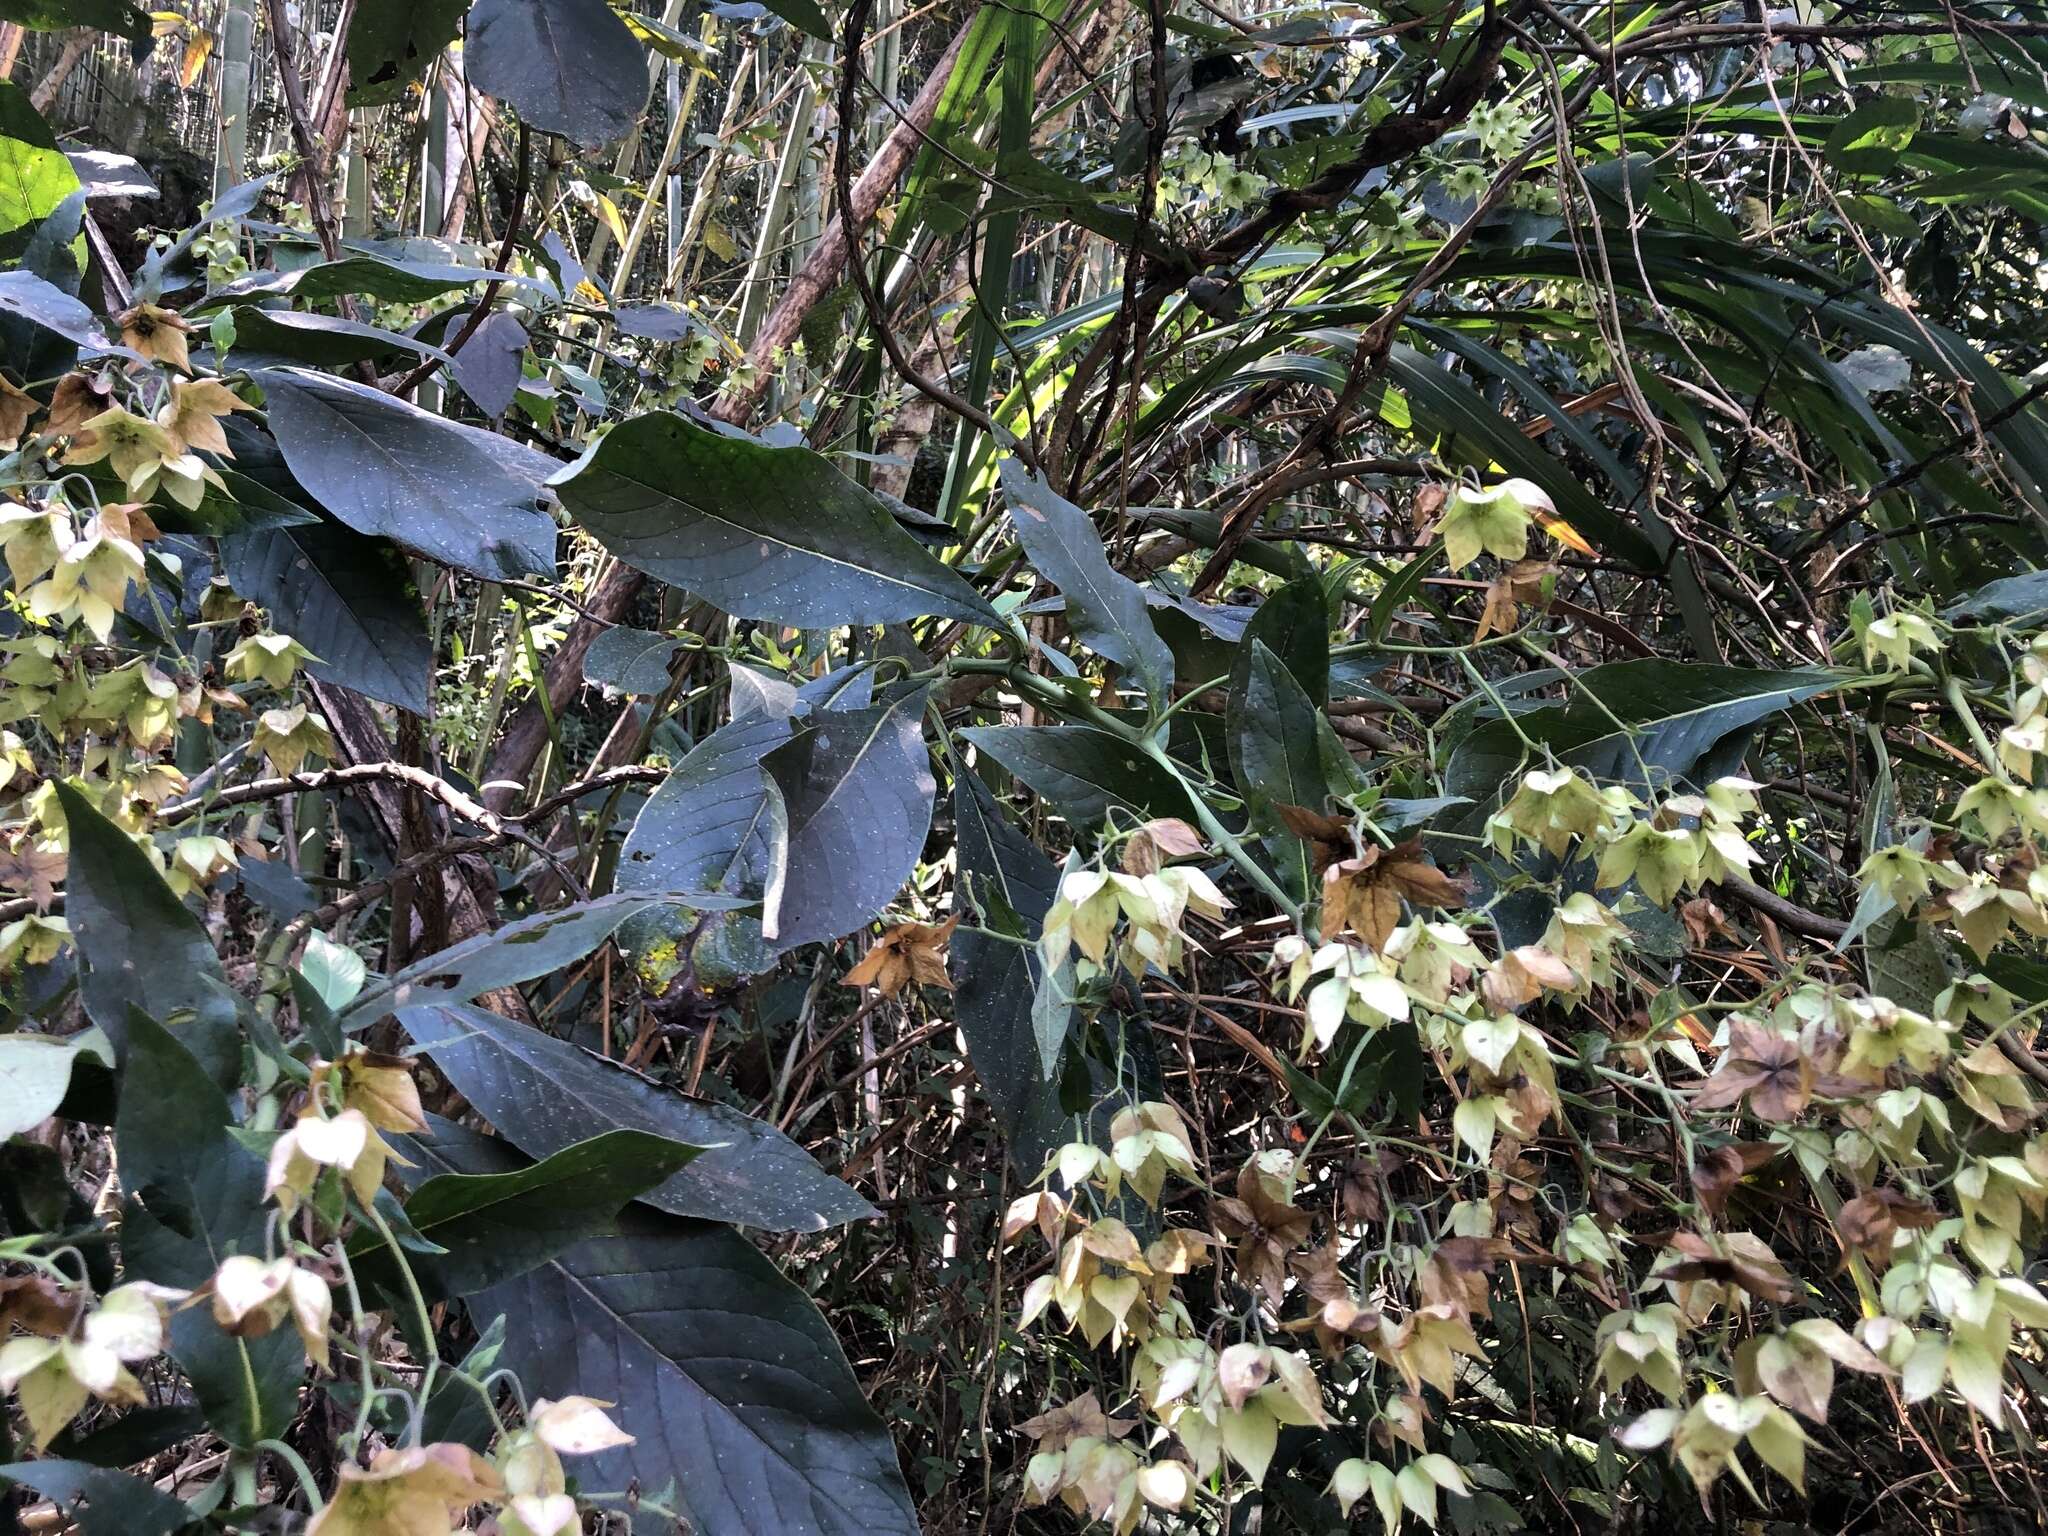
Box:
841 915 960 997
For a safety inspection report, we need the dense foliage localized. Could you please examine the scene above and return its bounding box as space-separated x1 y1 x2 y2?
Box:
2 0 2048 1532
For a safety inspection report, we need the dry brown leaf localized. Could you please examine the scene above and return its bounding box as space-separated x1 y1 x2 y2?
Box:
841 915 960 998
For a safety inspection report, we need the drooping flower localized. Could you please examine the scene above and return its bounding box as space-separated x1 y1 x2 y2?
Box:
265 1106 409 1215
115 302 194 371
207 1254 333 1368
305 1443 502 1536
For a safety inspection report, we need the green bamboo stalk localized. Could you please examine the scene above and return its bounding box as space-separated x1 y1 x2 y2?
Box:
215 0 255 196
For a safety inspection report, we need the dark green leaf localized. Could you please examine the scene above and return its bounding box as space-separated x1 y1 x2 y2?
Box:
447 310 528 417
0 268 118 353
1825 96 1921 176
1229 640 1328 812
466 0 648 150
257 366 559 580
1445 663 1845 809
553 411 1000 628
1239 573 1330 703
1943 570 2048 625
0 1461 191 1536
950 768 1064 1144
115 1014 298 1446
617 705 790 985
475 1204 917 1536
960 725 1198 826
347 0 469 106
999 460 1174 704
583 624 683 694
371 1123 700 1298
53 780 240 1088
221 520 433 715
756 0 832 39
46 1405 207 1469
219 256 550 306
397 1002 876 1231
225 306 456 368
761 692 935 950
341 892 733 1029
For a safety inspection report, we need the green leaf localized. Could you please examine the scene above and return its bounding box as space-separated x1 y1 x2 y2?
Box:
0 1034 89 1139
256 367 560 581
396 1002 876 1232
1825 96 1921 177
476 1204 917 1536
960 725 1199 827
0 1461 191 1536
53 780 241 1089
1446 663 1845 808
1230 639 1328 811
341 892 727 1029
584 624 684 694
0 83 79 261
950 769 1065 1145
346 0 469 106
0 0 148 45
0 268 117 355
757 0 832 37
115 1014 298 1447
219 255 552 306
45 1405 207 1469
220 519 434 715
298 932 368 1010
999 459 1174 704
553 411 1000 628
224 305 457 369
466 0 650 150
618 707 791 984
370 1122 701 1299
761 692 935 950
1239 573 1330 703
1943 570 2048 625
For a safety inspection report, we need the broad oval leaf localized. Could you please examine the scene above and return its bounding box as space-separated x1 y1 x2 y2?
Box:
0 1034 89 1140
466 0 648 151
397 1002 876 1231
347 0 469 106
761 692 936 950
115 1014 298 1447
961 724 1198 826
221 519 434 715
217 255 551 306
256 366 560 580
0 1461 192 1536
475 1205 918 1536
584 624 684 695
552 411 1000 628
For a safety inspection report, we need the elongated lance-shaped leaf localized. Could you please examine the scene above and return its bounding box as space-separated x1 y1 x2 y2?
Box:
551 410 1001 628
999 459 1175 705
